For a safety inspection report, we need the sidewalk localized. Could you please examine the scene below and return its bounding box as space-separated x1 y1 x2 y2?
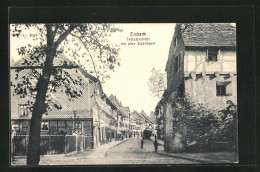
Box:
150 136 237 164
11 138 129 166
70 138 130 159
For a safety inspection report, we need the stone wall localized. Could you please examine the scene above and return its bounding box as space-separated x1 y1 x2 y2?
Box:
184 74 237 111
163 74 237 153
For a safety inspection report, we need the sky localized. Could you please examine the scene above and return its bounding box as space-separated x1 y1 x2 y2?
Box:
10 23 176 116
103 24 175 116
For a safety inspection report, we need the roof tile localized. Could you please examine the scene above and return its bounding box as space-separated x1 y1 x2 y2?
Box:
180 23 236 47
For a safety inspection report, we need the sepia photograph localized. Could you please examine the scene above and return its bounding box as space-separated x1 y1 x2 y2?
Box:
10 23 238 166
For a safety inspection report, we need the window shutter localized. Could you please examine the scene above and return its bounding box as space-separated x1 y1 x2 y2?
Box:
226 82 232 96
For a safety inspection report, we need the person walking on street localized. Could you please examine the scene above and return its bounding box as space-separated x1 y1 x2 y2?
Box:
154 139 158 152
141 137 144 149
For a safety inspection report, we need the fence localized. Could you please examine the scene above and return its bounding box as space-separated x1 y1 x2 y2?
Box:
12 135 93 156
83 136 92 150
12 135 29 156
65 135 76 154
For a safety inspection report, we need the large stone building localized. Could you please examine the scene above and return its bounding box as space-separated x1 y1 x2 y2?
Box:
156 23 237 152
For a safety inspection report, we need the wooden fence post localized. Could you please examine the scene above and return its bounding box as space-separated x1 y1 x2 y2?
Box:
82 135 84 152
64 135 67 155
83 136 85 151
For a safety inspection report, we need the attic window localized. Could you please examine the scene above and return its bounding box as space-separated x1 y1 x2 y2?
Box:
207 48 219 61
18 104 29 116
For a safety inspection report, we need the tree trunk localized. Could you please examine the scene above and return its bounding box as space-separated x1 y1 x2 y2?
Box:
26 76 52 165
26 86 46 165
27 25 55 165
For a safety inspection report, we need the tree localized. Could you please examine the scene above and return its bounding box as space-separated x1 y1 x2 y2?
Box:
10 23 121 165
147 68 166 97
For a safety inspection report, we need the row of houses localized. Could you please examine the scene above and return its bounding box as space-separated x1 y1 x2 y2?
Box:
154 23 237 152
10 54 153 154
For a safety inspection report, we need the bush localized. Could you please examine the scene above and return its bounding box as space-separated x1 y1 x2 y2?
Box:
171 98 237 152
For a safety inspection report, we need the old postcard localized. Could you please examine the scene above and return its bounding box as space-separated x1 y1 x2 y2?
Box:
10 23 238 165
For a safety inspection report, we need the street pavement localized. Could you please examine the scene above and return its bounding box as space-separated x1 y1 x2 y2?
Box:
103 137 197 164
12 137 197 165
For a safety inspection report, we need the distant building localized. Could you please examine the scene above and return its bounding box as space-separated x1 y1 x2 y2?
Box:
156 23 237 152
129 110 144 137
149 111 156 124
109 94 130 138
140 111 153 128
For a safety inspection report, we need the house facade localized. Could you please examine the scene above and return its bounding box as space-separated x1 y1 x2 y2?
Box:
157 23 237 152
129 111 143 137
10 54 118 150
139 110 153 130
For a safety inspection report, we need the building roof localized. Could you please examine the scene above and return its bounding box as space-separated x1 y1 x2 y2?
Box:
131 110 146 123
11 53 78 68
140 110 153 124
10 68 94 120
180 23 236 47
10 54 101 120
108 94 129 118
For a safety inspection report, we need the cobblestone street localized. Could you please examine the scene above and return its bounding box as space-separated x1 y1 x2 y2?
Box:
103 137 197 164
12 137 197 165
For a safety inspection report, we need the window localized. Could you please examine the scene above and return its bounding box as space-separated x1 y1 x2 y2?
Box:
58 121 65 132
75 123 82 129
66 121 73 134
207 48 218 61
18 104 29 116
174 37 178 48
216 82 232 96
216 85 226 96
174 54 181 72
12 124 19 131
21 121 29 131
41 121 49 130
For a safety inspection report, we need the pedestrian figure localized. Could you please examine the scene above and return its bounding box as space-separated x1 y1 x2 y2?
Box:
154 139 158 152
141 137 144 149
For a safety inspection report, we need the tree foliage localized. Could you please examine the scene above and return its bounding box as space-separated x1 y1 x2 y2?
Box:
171 98 237 152
11 23 121 112
147 68 166 97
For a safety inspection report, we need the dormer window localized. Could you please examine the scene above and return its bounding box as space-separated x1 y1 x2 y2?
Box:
18 104 29 116
207 48 219 61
